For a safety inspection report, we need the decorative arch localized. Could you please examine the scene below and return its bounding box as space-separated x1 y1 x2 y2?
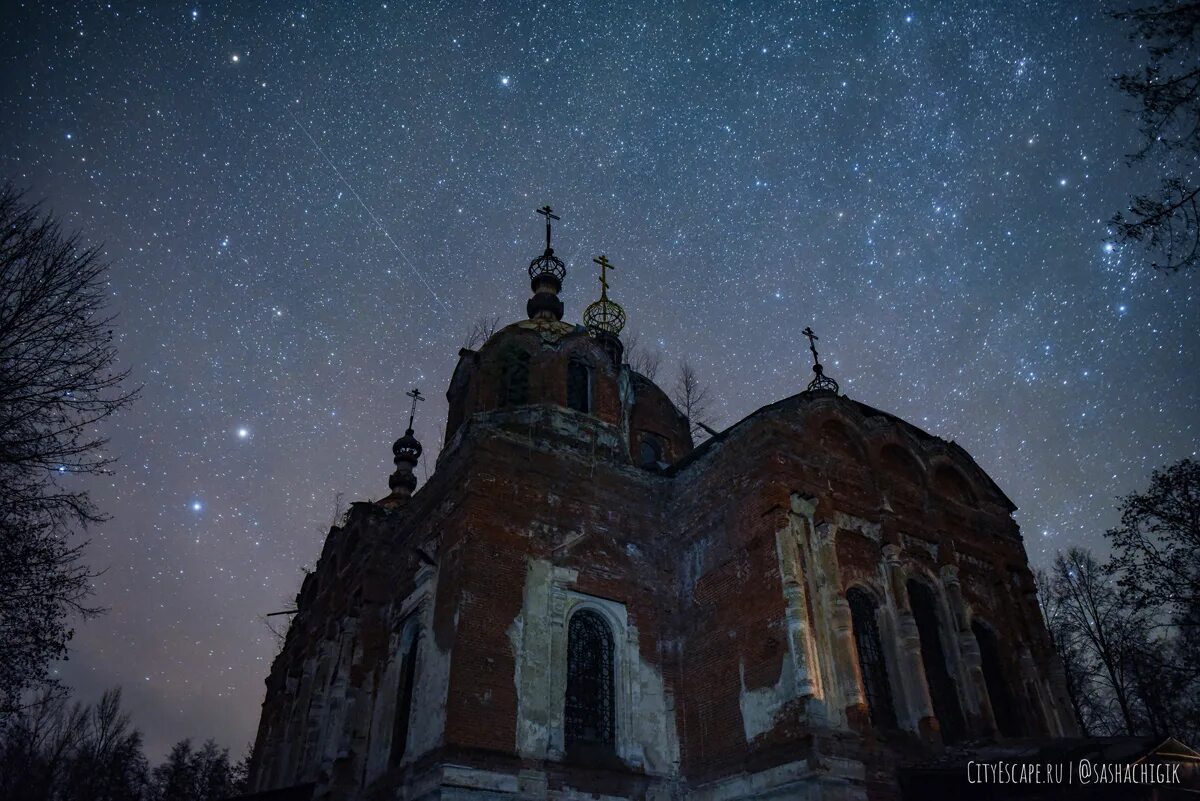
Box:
846 586 897 728
933 463 977 507
565 608 615 750
906 578 965 742
818 418 870 461
879 443 925 486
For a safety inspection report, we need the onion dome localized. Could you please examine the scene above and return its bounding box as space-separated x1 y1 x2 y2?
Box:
527 205 566 321
584 254 627 366
382 388 425 507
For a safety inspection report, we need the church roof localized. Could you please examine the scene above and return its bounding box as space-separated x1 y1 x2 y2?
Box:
666 389 1018 512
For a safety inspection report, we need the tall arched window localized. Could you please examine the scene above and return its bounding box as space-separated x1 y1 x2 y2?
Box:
847 588 896 728
907 580 965 742
567 360 591 413
389 627 420 767
972 621 1021 737
499 346 530 407
565 609 615 750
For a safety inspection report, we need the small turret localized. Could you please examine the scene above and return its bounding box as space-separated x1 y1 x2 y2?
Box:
382 388 425 507
527 205 566 321
583 254 627 367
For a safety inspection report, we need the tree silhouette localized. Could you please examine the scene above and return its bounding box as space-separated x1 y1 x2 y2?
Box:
0 183 137 719
672 358 714 441
1110 2 1200 271
1106 458 1200 621
622 329 661 380
0 688 147 801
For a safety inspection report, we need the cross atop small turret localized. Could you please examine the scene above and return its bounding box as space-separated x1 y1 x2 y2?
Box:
405 387 425 431
536 205 559 250
594 254 615 297
802 326 820 367
801 326 839 394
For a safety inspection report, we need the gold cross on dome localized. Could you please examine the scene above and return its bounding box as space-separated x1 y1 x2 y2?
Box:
593 254 616 296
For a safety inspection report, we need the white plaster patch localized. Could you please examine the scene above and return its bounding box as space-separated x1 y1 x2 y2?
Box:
738 658 794 743
510 557 680 775
442 764 520 793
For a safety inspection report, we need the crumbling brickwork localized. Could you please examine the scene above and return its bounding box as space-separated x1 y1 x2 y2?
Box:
242 316 1076 801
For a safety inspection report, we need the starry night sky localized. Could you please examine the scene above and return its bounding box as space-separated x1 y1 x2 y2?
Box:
1 0 1196 759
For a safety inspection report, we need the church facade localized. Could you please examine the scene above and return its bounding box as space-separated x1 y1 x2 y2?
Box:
242 211 1077 801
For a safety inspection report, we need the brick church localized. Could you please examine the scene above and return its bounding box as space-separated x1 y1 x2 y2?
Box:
241 209 1078 800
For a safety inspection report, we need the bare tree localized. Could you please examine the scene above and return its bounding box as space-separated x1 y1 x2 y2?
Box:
1110 2 1200 271
622 329 661 380
1106 458 1200 622
461 314 501 350
150 738 245 801
1046 548 1147 735
672 358 714 441
0 687 147 801
0 183 136 719
1036 568 1093 735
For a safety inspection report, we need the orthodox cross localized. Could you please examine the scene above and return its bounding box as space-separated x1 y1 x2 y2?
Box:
594 254 615 297
802 326 839 394
802 326 821 368
405 387 425 430
536 205 559 250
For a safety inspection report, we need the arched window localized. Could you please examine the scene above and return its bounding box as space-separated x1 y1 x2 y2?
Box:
499 346 530 407
567 360 591 413
907 580 965 742
389 626 420 767
847 588 896 728
638 434 663 468
565 610 615 750
972 621 1020 737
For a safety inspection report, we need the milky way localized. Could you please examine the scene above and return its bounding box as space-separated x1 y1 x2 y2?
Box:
1 1 1195 758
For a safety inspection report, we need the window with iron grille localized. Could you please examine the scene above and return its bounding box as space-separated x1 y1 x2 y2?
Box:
847 588 896 728
390 626 420 767
907 580 965 742
567 360 591 413
565 609 615 749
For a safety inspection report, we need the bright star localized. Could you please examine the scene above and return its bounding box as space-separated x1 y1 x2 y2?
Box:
191 501 202 512
500 75 510 86
237 428 249 439
231 53 240 63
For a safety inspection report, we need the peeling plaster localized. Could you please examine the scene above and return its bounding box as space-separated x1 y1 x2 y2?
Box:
738 658 794 743
510 557 680 775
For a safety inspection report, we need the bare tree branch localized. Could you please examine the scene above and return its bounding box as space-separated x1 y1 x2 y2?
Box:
0 182 136 721
461 314 501 350
1110 2 1200 271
